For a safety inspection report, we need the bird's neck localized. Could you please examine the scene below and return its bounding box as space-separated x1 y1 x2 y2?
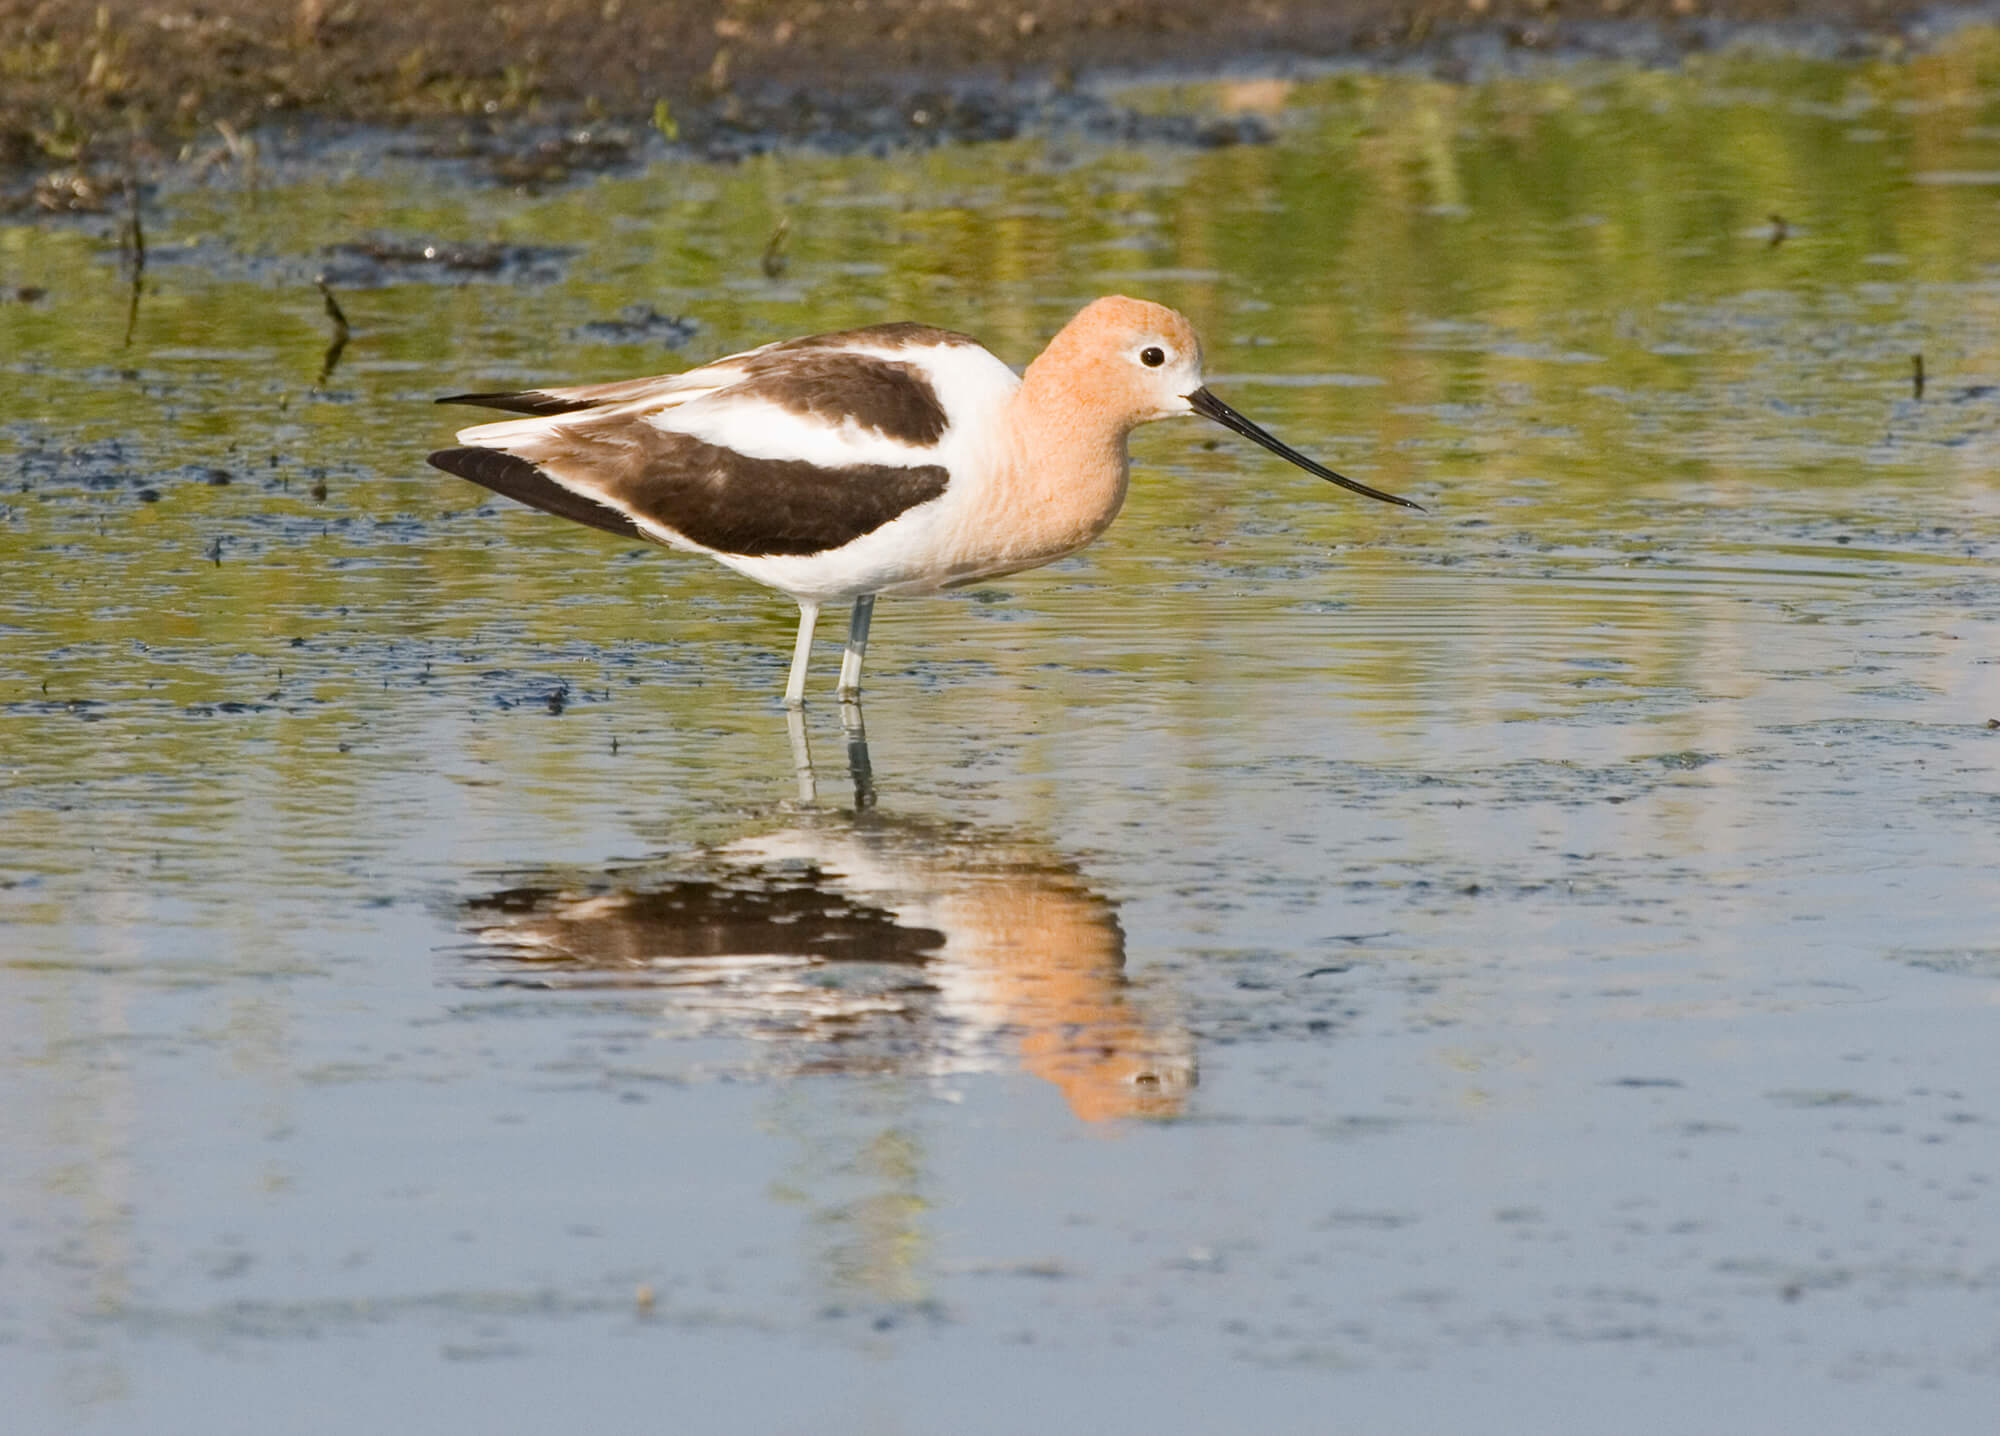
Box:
996 356 1135 558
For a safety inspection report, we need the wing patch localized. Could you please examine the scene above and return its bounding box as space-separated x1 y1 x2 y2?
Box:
428 446 647 540
433 426 951 558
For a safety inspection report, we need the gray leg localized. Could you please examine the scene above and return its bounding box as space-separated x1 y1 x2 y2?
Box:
837 594 874 699
840 702 875 811
784 600 819 708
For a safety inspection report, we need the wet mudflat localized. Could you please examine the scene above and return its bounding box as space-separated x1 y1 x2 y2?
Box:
4 33 2000 1434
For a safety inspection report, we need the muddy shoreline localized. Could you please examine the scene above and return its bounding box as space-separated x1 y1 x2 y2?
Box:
3 0 1993 193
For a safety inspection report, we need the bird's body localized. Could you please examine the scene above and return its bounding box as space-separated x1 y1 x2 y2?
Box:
429 296 1418 704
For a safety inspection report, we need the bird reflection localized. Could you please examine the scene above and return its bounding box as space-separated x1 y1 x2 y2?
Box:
454 710 1193 1122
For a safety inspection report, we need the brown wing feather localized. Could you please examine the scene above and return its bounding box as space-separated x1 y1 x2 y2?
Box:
428 447 646 540
432 324 970 553
451 414 949 558
435 391 598 417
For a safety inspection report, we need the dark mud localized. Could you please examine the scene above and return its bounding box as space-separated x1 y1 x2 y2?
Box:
2 0 1992 188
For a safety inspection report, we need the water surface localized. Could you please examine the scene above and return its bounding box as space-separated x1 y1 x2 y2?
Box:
4 34 2000 1434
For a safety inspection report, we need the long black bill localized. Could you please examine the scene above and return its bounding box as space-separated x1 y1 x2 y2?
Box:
1187 386 1424 512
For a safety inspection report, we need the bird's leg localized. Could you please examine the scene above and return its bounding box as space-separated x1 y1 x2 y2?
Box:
836 594 874 700
839 695 874 811
784 600 819 708
785 704 818 805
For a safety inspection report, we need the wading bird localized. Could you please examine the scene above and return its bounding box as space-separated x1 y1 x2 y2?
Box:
429 295 1420 705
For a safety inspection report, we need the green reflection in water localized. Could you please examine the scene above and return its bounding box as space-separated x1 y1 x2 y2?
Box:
3 34 1998 928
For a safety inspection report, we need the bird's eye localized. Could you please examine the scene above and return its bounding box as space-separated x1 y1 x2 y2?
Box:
1140 346 1166 368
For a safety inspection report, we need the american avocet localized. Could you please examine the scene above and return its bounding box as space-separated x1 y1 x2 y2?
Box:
429 295 1420 705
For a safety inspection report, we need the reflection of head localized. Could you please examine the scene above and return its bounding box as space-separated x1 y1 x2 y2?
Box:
458 814 1194 1122
876 856 1195 1123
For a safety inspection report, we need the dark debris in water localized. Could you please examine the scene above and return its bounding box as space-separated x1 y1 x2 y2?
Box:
13 435 144 495
490 131 639 188
8 697 109 720
5 169 129 215
388 126 643 188
684 87 1020 162
184 701 274 717
1649 750 1723 771
685 86 1275 164
481 672 613 715
319 238 574 288
574 306 699 349
1892 947 2000 980
245 87 1288 183
11 438 274 506
1767 1089 1885 1110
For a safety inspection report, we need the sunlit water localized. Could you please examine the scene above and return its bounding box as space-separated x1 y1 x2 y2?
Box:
4 33 2000 1434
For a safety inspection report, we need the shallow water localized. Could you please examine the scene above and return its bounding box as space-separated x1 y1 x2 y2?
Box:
5 32 2000 1434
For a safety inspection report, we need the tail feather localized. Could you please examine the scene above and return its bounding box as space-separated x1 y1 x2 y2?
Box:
428 447 646 541
435 390 597 417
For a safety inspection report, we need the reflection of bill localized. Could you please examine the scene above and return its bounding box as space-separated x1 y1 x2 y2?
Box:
456 763 1193 1124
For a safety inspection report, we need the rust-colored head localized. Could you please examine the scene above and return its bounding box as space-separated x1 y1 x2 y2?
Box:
1023 295 1208 431
1025 295 1423 511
